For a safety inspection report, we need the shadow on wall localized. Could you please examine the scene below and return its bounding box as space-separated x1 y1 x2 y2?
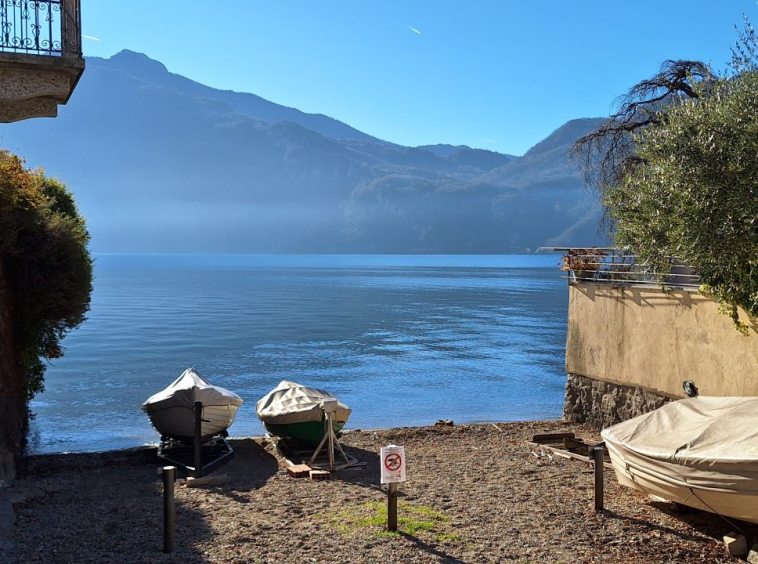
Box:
574 283 758 335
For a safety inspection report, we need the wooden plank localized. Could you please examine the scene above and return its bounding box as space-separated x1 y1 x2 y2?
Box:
528 442 613 469
531 432 575 444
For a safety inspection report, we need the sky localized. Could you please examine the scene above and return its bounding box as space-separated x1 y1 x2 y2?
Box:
80 1 756 156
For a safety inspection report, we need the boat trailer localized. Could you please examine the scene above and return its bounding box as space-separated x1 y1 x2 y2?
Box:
156 401 235 477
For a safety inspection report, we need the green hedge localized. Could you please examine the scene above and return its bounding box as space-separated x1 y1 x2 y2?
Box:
0 150 93 434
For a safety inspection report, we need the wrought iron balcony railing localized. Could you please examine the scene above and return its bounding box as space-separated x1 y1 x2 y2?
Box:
0 0 81 57
542 247 701 291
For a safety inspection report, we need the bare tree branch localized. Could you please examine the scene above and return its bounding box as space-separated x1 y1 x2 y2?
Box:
570 60 715 232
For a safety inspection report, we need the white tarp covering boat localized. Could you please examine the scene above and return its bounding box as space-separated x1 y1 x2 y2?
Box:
256 380 351 425
256 380 351 445
142 368 243 441
602 396 758 524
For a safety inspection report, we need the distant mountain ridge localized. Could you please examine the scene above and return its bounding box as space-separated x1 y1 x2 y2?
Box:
105 50 384 144
0 50 607 253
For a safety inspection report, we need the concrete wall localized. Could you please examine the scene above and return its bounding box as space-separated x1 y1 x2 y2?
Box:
564 284 758 426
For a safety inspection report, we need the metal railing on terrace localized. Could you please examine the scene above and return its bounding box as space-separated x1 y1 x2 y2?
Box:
542 247 701 291
0 0 81 57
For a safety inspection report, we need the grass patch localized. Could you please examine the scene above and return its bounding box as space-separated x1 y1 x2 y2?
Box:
323 500 461 543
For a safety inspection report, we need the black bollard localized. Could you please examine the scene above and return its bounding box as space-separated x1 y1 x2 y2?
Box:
592 444 604 511
161 466 176 553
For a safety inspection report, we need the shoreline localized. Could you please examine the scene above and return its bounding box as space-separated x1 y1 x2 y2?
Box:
24 416 567 458
5 420 752 563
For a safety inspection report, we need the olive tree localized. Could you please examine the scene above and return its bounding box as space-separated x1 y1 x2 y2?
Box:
572 18 758 331
605 72 758 330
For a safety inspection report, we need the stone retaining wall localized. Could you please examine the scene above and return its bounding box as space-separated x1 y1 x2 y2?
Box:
563 373 672 429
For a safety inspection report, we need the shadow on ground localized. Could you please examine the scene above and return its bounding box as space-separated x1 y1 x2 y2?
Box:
223 438 280 487
399 532 470 564
14 451 216 563
600 500 758 551
199 438 280 505
332 444 382 490
648 501 758 541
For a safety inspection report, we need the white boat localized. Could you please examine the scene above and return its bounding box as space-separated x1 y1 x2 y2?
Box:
602 396 758 524
142 368 243 441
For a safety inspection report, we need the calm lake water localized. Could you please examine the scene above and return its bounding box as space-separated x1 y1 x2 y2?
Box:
27 254 568 454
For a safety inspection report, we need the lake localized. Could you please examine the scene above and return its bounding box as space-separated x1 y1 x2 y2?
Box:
27 254 568 454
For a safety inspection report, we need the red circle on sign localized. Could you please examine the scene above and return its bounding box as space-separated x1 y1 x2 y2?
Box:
384 453 402 471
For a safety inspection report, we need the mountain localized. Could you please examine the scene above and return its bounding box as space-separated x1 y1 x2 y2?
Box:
105 50 384 144
0 50 607 253
478 118 604 189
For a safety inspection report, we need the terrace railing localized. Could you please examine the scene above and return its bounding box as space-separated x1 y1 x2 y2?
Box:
0 0 81 57
544 247 701 291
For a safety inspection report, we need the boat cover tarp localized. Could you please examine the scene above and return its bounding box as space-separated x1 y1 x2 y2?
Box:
256 380 351 425
601 396 758 494
142 368 243 411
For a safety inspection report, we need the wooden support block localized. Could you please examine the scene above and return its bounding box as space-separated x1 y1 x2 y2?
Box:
531 432 575 444
287 464 312 478
563 437 588 452
184 474 229 488
309 470 331 481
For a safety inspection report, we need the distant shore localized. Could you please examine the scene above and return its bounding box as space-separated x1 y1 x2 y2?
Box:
6 420 748 563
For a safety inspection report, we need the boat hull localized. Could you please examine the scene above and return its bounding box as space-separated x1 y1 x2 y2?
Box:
263 419 348 446
145 403 240 442
607 447 758 524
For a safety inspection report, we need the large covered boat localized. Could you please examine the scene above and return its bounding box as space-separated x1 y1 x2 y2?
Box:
602 396 758 524
142 368 243 442
256 380 351 446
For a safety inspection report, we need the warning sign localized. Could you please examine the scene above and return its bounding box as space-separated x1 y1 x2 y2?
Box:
380 445 406 484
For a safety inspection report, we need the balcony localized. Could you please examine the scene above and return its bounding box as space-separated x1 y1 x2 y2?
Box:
0 0 84 122
544 247 701 291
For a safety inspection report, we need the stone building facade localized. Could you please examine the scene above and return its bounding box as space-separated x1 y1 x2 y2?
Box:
0 0 84 122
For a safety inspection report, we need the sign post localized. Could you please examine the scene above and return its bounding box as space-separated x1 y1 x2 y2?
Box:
380 445 406 532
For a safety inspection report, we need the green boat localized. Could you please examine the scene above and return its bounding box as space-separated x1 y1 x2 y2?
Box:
256 381 351 446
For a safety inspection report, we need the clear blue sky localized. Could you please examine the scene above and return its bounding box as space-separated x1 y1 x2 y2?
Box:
81 1 754 156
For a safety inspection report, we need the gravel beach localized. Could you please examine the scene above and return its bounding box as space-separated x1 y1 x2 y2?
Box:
5 420 754 563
